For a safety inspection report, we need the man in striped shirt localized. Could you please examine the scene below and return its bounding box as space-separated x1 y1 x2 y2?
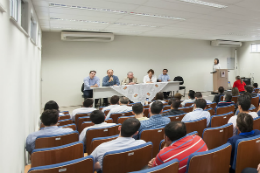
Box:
148 122 208 173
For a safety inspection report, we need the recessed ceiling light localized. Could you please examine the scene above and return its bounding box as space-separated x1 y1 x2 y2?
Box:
177 0 228 9
49 3 185 20
50 17 158 28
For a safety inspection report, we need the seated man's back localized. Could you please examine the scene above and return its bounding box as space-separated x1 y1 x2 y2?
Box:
72 99 96 121
150 122 208 173
101 95 120 113
90 118 145 171
181 90 195 106
106 97 132 119
162 98 185 116
79 110 116 143
181 99 211 126
26 109 73 153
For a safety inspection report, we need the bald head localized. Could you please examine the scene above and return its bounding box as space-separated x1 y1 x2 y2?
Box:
107 69 114 77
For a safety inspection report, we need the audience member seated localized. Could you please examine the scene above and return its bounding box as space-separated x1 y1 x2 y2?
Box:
232 87 240 96
26 109 73 153
44 100 64 116
241 164 260 173
90 118 145 172
137 101 170 138
71 99 96 121
132 103 149 121
182 99 211 127
194 92 212 104
149 92 166 106
148 122 208 173
228 113 260 172
106 97 132 119
253 83 259 92
162 98 185 116
181 90 195 106
228 94 258 136
233 76 246 93
167 99 173 105
101 95 120 113
245 85 258 97
79 110 116 144
174 93 183 101
217 93 234 107
212 86 225 104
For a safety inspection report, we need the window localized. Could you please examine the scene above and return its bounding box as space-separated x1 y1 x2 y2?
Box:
30 16 37 43
251 44 260 53
21 0 29 32
10 0 19 21
37 30 42 48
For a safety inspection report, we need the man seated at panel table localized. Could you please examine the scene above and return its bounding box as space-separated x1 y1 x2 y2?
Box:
162 98 185 116
83 70 100 106
228 113 260 173
181 99 211 127
132 103 149 121
71 99 96 121
90 118 146 172
26 109 74 153
102 69 120 106
181 90 196 106
106 97 132 120
158 69 171 98
148 122 208 173
228 94 258 136
122 71 138 85
79 110 116 144
101 95 120 113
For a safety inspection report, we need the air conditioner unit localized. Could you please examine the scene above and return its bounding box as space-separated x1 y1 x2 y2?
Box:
211 40 242 47
61 32 114 42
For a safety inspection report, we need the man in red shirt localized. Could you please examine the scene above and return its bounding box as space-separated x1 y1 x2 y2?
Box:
148 122 208 173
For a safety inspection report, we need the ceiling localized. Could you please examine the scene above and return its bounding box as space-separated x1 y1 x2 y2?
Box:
32 0 260 41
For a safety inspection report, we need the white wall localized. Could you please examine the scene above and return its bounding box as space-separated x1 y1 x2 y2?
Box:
42 32 232 107
237 41 260 84
0 0 41 173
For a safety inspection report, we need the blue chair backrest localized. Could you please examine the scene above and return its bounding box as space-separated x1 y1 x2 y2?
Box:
210 111 233 127
202 123 233 138
184 102 194 107
36 130 78 139
59 123 76 128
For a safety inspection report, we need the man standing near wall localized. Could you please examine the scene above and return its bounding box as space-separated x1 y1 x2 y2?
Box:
84 70 100 106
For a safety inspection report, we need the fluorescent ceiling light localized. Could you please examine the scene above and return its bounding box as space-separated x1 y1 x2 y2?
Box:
49 3 185 21
50 17 158 28
177 0 228 9
52 26 101 31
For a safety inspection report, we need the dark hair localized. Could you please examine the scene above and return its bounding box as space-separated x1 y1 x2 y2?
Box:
188 90 195 99
155 92 164 100
168 99 173 105
40 109 59 126
232 87 239 96
194 92 202 99
44 100 59 111
132 103 143 115
238 94 251 111
110 95 119 104
218 86 224 94
90 110 105 124
245 85 254 93
165 122 186 141
83 99 93 107
163 69 168 72
119 97 129 104
195 99 207 110
236 76 243 84
224 93 232 102
121 118 141 137
253 83 258 88
89 70 96 74
151 101 163 114
174 93 182 100
171 98 181 109
214 58 219 64
237 113 253 133
147 69 154 74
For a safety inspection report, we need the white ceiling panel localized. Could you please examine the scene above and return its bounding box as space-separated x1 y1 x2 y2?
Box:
33 0 260 41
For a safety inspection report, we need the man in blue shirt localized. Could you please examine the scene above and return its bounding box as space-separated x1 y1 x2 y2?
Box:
84 70 100 106
158 69 171 98
228 113 260 172
102 69 120 105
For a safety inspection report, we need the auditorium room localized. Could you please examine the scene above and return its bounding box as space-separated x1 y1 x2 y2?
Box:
2 0 260 173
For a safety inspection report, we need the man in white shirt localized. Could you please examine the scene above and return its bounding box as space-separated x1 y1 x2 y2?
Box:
71 99 96 121
79 110 116 144
132 103 149 121
26 109 73 153
181 90 196 106
90 118 146 171
101 95 120 113
143 69 157 83
182 99 211 127
106 97 132 119
228 94 258 136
